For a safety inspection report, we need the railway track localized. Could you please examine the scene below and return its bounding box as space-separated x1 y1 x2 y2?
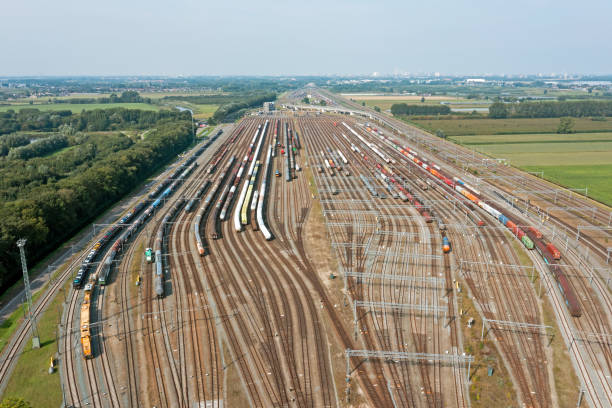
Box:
6 105 610 407
312 95 612 407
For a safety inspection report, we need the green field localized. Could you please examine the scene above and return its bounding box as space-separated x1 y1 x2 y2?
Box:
0 103 161 113
522 164 612 207
413 117 612 136
451 132 612 145
192 104 219 119
350 96 487 112
454 133 612 206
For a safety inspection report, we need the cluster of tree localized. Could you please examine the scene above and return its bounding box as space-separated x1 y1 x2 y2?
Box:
0 133 134 202
489 100 612 118
162 94 249 105
0 108 189 136
209 92 276 124
0 398 31 408
0 109 72 135
390 103 451 116
53 91 151 105
0 133 31 156
0 116 192 292
7 134 67 160
557 117 575 134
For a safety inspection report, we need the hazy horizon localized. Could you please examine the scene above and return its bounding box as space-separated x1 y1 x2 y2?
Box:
2 0 611 77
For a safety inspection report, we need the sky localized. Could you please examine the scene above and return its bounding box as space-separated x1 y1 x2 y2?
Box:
1 0 611 77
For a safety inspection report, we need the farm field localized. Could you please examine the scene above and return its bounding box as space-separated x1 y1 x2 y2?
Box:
191 103 219 119
344 94 489 112
458 133 612 206
451 132 612 145
412 117 612 135
0 102 161 113
522 164 612 207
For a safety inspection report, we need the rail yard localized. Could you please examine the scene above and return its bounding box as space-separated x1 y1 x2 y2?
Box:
1 89 611 408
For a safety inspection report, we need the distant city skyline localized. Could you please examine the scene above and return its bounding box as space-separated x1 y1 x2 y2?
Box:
2 0 611 76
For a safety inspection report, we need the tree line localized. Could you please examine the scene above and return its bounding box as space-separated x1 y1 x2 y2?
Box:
52 90 152 105
489 100 612 118
0 110 192 292
208 92 276 124
390 103 451 116
0 107 190 136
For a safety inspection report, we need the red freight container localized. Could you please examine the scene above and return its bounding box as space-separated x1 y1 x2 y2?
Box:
477 220 485 227
546 243 561 260
506 220 519 236
528 226 543 239
517 229 525 239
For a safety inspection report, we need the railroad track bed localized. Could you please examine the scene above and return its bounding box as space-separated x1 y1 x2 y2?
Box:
326 94 612 407
25 107 609 408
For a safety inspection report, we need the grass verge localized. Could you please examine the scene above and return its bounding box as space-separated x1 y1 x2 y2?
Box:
1 282 68 406
456 289 517 407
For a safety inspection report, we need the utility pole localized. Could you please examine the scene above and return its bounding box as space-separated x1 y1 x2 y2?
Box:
17 239 40 349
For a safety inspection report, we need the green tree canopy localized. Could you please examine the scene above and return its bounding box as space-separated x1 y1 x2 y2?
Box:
557 117 575 134
488 102 509 118
0 398 32 408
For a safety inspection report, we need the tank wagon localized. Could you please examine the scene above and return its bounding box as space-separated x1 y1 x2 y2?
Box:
442 236 451 253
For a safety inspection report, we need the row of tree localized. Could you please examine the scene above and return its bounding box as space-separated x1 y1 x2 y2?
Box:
390 103 451 116
0 108 190 136
209 92 276 124
6 134 67 160
0 114 192 292
489 100 612 118
53 90 152 105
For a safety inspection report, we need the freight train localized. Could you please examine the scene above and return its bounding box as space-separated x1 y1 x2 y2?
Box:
79 135 213 287
78 131 223 359
356 121 581 318
73 199 148 288
527 227 580 316
80 284 93 359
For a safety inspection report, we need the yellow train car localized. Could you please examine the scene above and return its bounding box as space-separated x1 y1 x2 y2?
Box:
241 184 254 225
81 286 93 359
